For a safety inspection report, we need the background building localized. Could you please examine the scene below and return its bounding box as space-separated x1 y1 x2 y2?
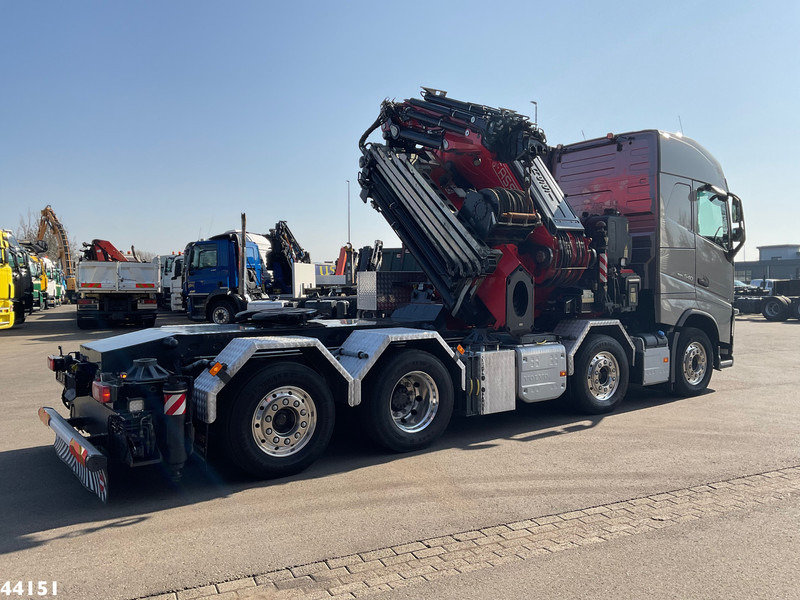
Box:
735 244 800 282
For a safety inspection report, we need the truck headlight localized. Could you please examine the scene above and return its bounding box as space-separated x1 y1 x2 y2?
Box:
128 398 145 413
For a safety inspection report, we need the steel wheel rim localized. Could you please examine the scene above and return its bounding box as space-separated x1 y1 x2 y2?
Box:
764 301 780 318
682 341 707 386
585 351 620 402
212 306 231 324
251 386 317 457
390 371 439 433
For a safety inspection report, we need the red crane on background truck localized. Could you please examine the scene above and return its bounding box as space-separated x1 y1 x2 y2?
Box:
39 89 745 501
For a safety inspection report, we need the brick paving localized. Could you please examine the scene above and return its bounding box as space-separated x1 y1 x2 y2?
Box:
138 466 800 600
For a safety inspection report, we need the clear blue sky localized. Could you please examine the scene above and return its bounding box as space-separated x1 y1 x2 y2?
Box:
1 0 798 264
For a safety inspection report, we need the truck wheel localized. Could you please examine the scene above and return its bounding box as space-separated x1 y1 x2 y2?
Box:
224 362 335 478
762 296 790 321
77 318 95 330
209 300 236 324
793 301 800 320
569 335 629 414
360 350 454 452
672 327 713 397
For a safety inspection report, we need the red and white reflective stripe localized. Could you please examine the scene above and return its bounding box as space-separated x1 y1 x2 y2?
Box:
69 439 89 465
598 253 608 283
164 393 186 415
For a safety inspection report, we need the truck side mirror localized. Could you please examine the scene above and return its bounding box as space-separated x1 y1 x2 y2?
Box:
726 194 745 260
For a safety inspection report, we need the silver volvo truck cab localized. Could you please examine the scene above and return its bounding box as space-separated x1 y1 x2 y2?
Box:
552 130 744 365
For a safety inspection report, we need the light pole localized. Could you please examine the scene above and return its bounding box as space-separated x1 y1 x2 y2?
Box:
346 179 351 245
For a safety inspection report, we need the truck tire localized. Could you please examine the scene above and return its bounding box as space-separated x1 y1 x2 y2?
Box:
77 318 95 330
793 301 800 320
762 296 790 321
209 300 236 324
569 334 629 414
224 362 335 478
672 327 713 397
360 350 454 452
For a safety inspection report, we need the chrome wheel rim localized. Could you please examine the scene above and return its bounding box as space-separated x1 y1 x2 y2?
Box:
251 386 317 457
390 371 438 433
585 351 620 402
682 341 707 386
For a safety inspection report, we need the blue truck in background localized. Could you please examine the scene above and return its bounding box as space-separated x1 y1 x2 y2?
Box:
183 231 266 324
183 220 315 323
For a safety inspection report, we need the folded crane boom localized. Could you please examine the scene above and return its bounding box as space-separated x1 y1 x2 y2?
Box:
358 89 593 334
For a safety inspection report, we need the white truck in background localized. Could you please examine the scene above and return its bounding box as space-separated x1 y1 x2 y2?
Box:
156 254 187 312
169 254 184 312
76 240 161 329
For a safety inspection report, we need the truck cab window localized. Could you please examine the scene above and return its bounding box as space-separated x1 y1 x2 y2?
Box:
696 188 729 249
198 248 218 269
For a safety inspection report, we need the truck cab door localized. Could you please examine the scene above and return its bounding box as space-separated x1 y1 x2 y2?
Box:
694 184 735 342
245 242 262 291
186 240 222 298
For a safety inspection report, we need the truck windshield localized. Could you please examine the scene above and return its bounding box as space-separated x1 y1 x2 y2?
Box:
163 255 175 273
697 188 730 249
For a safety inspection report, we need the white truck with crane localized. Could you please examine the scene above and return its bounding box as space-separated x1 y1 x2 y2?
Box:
39 89 744 501
76 239 161 329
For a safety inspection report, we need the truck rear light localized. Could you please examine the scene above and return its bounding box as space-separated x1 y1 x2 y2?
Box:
47 355 66 372
137 298 158 310
77 298 99 311
128 398 145 413
92 380 112 403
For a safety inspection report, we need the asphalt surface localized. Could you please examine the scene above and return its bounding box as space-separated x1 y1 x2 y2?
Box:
1 306 798 600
